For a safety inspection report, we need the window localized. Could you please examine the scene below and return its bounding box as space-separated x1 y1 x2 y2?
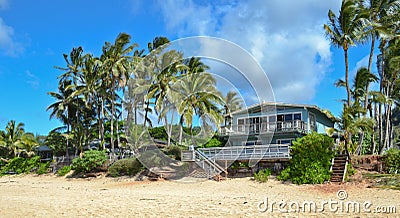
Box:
277 139 293 145
269 116 276 122
309 113 316 131
294 113 301 120
284 114 293 121
244 141 262 146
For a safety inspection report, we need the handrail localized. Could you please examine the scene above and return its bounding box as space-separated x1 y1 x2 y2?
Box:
198 144 291 161
194 149 227 175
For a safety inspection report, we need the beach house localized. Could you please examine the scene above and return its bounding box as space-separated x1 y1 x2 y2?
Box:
220 102 336 146
182 102 336 179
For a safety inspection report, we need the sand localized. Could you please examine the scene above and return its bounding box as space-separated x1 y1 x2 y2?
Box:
0 174 399 217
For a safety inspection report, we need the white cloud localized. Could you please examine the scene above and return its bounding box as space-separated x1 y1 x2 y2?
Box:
155 0 339 103
0 17 23 56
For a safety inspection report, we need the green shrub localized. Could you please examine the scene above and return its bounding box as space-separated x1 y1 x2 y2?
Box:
383 148 400 174
254 169 272 183
108 158 143 177
37 162 50 175
276 167 290 181
345 162 356 180
71 150 107 174
0 156 50 175
163 145 182 160
56 166 71 176
277 132 334 184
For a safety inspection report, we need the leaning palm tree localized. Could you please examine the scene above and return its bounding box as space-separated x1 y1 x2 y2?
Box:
100 33 136 157
324 0 367 107
352 67 378 114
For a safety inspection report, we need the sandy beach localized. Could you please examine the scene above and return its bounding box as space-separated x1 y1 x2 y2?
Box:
0 174 399 217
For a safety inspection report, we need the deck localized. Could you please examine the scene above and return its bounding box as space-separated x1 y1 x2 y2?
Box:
182 144 291 162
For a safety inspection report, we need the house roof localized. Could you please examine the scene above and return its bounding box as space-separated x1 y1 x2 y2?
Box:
228 102 337 122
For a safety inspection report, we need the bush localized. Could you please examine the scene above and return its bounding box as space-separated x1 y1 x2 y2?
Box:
277 132 334 184
71 150 107 174
0 156 50 175
37 162 50 175
254 169 272 183
383 148 400 174
108 158 143 177
163 145 183 160
56 166 71 176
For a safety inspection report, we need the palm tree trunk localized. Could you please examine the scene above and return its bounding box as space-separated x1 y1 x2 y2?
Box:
365 37 375 112
110 78 115 158
66 123 70 157
101 98 105 149
344 48 351 107
179 115 184 144
164 116 170 147
383 101 391 153
344 48 351 160
143 99 149 127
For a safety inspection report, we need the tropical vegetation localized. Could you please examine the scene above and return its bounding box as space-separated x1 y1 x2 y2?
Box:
277 132 335 184
324 0 400 157
1 0 399 179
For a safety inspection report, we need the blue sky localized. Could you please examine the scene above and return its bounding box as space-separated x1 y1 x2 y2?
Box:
0 0 376 135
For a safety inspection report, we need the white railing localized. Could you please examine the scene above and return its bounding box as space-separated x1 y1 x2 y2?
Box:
197 144 290 161
220 120 307 135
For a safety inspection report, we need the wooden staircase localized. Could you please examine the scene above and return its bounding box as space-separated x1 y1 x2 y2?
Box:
330 154 348 183
195 149 228 180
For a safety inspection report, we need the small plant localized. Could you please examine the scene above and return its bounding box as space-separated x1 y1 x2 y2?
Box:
254 169 272 183
71 150 107 174
383 148 400 174
56 166 71 176
108 158 143 177
345 162 356 181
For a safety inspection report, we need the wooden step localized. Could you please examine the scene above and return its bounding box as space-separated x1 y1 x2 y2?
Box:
330 155 348 183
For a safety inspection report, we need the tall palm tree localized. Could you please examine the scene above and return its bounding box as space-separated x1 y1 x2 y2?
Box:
100 33 136 157
357 0 400 111
47 79 76 157
324 0 367 107
325 0 367 158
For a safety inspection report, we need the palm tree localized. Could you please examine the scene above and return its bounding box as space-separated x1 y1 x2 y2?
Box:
0 120 26 157
357 0 400 111
376 38 400 153
20 133 39 157
223 91 243 114
171 72 224 146
352 67 379 114
100 33 136 157
324 0 367 107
